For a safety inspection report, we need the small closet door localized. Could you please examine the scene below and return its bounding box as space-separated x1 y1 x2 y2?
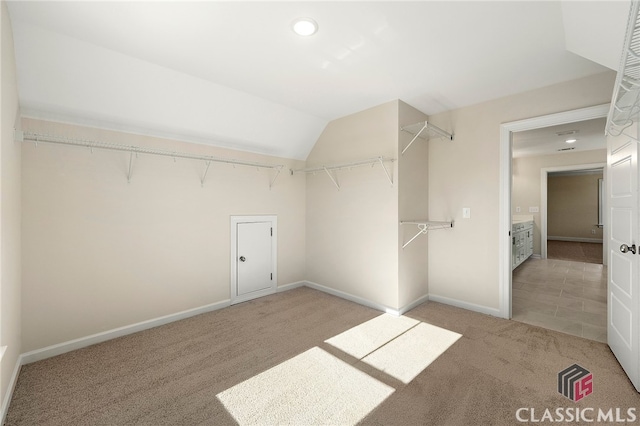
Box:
230 216 277 304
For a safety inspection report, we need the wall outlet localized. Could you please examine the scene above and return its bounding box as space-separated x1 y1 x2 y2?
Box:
591 229 596 234
529 206 539 213
463 208 471 219
515 206 521 213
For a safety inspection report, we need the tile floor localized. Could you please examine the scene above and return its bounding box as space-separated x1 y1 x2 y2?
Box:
512 257 607 343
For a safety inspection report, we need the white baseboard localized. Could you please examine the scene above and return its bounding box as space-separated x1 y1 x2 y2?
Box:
21 299 231 365
531 254 541 259
303 281 403 315
428 294 501 318
548 236 603 243
1 353 23 425
277 281 306 292
397 293 430 315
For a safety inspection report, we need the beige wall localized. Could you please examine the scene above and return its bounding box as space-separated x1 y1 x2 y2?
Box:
548 172 603 241
398 102 429 308
305 101 400 309
21 119 306 352
427 71 615 311
1 0 22 411
512 149 606 253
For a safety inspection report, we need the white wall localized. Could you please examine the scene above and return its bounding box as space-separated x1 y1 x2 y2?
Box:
398 101 429 309
512 149 606 253
1 0 22 413
427 71 615 312
21 119 306 352
305 101 400 309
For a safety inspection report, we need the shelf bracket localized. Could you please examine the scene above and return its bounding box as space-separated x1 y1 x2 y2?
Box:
400 220 454 249
378 156 393 185
127 151 135 183
201 161 212 187
401 123 428 155
402 224 428 249
324 167 340 190
269 167 282 190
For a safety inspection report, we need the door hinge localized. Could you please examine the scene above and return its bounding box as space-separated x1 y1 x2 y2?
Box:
271 227 273 236
270 273 273 280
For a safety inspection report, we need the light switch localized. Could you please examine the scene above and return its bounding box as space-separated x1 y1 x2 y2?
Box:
463 208 471 219
515 206 521 213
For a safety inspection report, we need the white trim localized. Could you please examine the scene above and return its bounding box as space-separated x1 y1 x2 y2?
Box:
397 294 430 315
548 236 604 243
499 103 610 319
541 163 605 259
21 299 230 365
303 281 403 315
230 215 278 305
1 353 23 425
428 294 502 317
277 281 306 292
531 254 542 260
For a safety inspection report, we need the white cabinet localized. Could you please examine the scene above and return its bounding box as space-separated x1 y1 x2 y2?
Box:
512 220 533 270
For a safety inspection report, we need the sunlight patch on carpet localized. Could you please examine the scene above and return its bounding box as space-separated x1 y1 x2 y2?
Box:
362 322 462 383
325 314 419 359
216 347 394 425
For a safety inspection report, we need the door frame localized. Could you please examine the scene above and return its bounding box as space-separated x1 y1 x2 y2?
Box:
540 163 606 259
499 103 610 319
230 215 278 304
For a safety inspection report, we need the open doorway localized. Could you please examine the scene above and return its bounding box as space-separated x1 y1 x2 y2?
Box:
545 167 605 264
499 104 610 341
512 159 607 342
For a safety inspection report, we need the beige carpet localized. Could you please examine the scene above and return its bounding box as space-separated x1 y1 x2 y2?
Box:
6 287 639 425
547 240 603 264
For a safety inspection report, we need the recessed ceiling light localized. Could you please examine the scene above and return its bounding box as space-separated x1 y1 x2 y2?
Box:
292 18 318 36
565 138 577 144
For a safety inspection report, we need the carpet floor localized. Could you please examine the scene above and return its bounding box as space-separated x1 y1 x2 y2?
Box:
547 240 603 264
5 287 639 425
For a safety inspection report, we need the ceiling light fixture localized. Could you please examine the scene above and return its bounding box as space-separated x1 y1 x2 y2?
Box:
565 138 577 144
292 18 318 36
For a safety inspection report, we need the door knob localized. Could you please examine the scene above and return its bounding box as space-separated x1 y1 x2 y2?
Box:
620 244 636 254
239 256 246 262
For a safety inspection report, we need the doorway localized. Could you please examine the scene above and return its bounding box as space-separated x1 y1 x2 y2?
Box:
498 103 609 319
509 118 608 341
544 166 605 264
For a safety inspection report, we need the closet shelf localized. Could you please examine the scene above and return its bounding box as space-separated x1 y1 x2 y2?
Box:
291 156 395 190
17 131 284 188
608 1 640 136
400 220 454 249
400 121 453 155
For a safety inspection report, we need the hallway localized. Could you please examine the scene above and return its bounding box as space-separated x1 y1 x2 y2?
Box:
512 258 607 343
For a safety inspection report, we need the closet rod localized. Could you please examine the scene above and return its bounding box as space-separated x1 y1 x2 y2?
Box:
18 131 285 171
400 220 454 249
291 156 395 174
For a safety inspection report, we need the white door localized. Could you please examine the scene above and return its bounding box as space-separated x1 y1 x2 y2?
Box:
231 216 277 304
607 123 640 391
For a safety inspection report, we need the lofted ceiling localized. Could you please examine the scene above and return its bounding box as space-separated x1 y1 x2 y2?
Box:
6 1 629 160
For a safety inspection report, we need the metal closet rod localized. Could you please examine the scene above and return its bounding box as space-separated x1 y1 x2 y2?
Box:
607 0 640 136
400 220 454 249
18 131 285 171
290 156 395 174
290 156 395 190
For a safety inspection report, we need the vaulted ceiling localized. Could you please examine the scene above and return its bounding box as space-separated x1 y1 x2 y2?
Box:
6 1 629 160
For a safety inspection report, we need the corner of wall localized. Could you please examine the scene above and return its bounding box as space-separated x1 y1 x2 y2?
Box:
1 0 23 421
